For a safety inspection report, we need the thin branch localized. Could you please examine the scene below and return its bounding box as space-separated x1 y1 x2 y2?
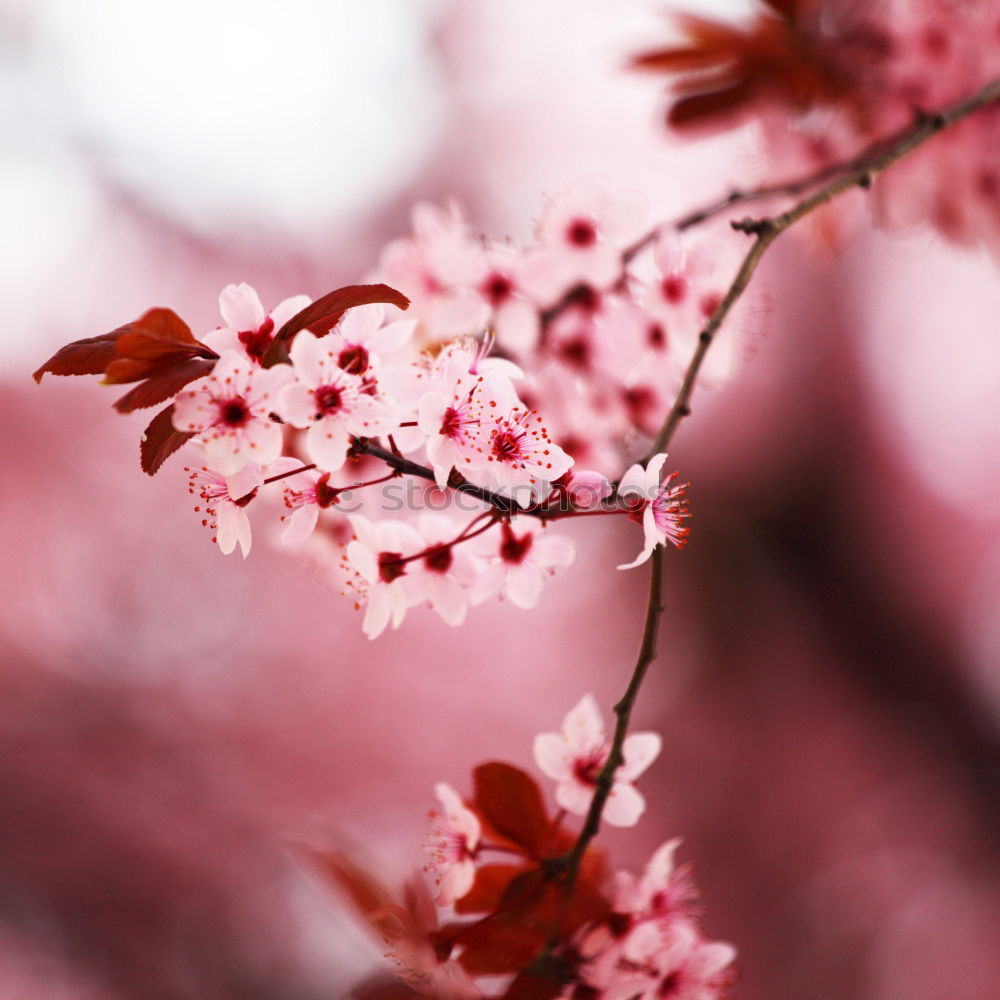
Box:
643 74 1000 462
351 438 534 517
563 547 665 878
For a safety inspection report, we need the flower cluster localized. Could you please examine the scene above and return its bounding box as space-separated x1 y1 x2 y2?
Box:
315 695 735 1000
35 177 710 638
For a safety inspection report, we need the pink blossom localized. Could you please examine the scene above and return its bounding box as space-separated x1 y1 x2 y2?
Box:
409 514 479 627
278 467 342 546
416 343 522 489
612 839 695 925
597 919 737 1000
324 301 417 378
470 519 575 610
533 694 660 827
477 245 541 354
380 201 490 341
172 351 289 475
202 282 311 365
423 782 481 905
344 515 425 639
617 454 690 570
522 175 648 304
185 462 263 557
275 331 394 472
475 407 573 508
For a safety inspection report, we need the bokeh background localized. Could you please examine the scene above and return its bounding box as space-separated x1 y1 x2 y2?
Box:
3 1 1000 997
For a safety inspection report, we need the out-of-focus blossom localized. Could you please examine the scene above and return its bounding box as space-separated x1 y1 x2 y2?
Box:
423 782 481 905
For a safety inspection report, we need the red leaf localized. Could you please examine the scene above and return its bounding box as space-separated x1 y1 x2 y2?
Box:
140 405 194 476
454 864 532 914
453 920 547 976
305 847 395 923
113 358 216 413
501 971 563 1000
473 762 551 856
114 307 203 358
668 78 756 130
33 330 124 383
262 283 410 367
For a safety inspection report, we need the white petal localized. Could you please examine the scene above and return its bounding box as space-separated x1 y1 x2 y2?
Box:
692 941 737 979
362 589 392 640
281 504 319 546
224 464 263 501
267 294 312 333
555 779 596 816
275 380 317 428
219 283 265 331
504 564 544 609
346 540 377 584
562 694 605 753
617 541 655 571
617 462 647 499
372 318 416 355
305 419 350 472
619 732 661 781
532 534 576 570
214 502 242 556
533 733 573 781
603 783 645 827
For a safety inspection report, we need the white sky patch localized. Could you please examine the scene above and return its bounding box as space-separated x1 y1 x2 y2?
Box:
30 0 445 239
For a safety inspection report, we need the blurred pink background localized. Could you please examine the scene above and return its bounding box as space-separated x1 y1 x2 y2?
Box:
3 1 1000 998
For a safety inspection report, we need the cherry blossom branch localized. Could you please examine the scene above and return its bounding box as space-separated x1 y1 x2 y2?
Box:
524 74 1000 984
642 73 1000 462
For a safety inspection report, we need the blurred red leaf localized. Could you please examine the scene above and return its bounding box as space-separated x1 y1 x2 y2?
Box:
668 78 756 129
631 11 849 131
140 405 194 476
501 971 563 1000
262 283 410 367
305 846 395 924
473 763 551 856
452 919 547 976
455 863 533 914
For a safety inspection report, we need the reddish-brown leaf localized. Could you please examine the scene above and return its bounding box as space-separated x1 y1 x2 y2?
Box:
501 970 563 1000
113 358 215 413
496 868 549 919
453 919 547 976
114 307 203 358
305 846 395 923
668 79 756 129
473 763 551 856
262 283 410 367
33 330 125 383
454 863 532 914
140 405 194 476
